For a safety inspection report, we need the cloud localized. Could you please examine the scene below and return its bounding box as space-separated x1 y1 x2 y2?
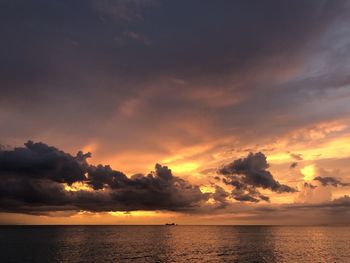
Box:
87 164 127 190
211 185 230 208
249 195 350 224
1 0 350 174
290 162 298 169
92 0 157 22
218 152 296 202
0 141 90 185
292 195 350 211
295 182 331 204
0 141 209 214
289 152 303 161
313 176 350 187
295 170 349 204
1 141 349 224
303 182 317 189
124 31 151 45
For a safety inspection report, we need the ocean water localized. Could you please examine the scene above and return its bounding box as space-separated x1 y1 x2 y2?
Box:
0 226 349 262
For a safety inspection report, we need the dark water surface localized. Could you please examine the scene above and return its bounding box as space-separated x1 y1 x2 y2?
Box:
0 226 349 262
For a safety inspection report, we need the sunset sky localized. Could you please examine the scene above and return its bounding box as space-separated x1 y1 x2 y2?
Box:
1 0 350 225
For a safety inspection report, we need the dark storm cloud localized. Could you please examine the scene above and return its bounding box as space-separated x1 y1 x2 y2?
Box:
219 152 296 202
313 176 350 187
0 141 90 184
87 164 127 190
86 163 209 211
219 152 296 192
0 141 208 214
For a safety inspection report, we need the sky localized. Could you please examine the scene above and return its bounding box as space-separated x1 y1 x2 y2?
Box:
1 0 350 225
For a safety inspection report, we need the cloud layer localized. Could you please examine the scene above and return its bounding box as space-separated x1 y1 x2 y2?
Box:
0 141 209 214
314 176 350 187
1 141 350 225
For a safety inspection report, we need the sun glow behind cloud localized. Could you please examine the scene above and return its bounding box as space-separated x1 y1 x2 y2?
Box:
200 185 216 194
64 182 93 192
109 211 161 217
168 162 200 174
301 165 316 182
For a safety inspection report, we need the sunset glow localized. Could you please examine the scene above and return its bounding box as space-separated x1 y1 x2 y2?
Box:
1 0 350 227
301 165 316 182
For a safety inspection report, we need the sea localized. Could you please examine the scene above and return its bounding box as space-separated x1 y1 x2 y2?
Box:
0 226 349 262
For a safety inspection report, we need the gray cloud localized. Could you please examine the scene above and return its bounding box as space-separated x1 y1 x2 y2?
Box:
211 185 230 208
0 141 209 214
314 176 350 187
0 141 90 185
219 152 296 202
